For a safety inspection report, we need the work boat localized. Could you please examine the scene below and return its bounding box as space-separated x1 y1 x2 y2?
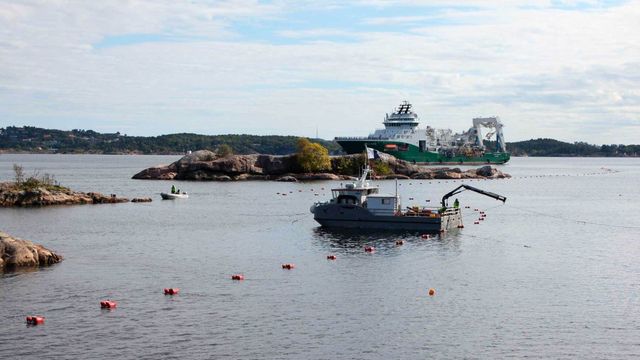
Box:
310 165 506 232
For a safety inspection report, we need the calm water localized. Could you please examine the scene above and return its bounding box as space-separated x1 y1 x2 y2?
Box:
1 154 639 359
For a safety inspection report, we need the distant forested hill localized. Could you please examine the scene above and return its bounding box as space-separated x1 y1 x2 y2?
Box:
0 126 342 155
1 126 638 157
491 138 639 157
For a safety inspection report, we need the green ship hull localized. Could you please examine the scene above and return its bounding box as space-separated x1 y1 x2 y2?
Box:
337 139 510 165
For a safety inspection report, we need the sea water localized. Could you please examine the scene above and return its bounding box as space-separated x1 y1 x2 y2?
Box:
1 154 639 359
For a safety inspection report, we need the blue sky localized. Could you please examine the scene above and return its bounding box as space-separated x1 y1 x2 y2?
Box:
0 0 638 144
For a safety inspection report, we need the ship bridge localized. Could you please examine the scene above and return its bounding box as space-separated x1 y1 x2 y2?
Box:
383 101 419 128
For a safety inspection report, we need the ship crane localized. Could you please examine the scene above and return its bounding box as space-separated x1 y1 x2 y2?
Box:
441 184 507 208
473 117 506 153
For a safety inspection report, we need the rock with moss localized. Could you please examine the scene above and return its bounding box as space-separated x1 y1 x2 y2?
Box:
132 150 511 181
0 182 128 207
0 231 63 270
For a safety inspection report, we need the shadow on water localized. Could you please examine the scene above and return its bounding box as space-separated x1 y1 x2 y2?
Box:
310 226 464 255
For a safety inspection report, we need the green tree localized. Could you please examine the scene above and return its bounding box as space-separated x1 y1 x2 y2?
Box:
217 144 233 157
296 138 331 173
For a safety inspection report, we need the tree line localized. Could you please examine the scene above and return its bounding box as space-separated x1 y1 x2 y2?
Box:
1 126 638 157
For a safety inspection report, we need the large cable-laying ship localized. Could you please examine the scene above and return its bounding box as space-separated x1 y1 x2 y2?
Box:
335 101 510 165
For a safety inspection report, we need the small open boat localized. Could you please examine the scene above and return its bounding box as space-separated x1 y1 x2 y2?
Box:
161 192 189 200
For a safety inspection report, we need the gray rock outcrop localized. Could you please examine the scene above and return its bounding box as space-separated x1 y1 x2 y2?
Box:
0 183 129 207
132 150 511 181
0 231 63 270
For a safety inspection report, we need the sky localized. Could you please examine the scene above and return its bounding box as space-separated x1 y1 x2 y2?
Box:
0 0 639 144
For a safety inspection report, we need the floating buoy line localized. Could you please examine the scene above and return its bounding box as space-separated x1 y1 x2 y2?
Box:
510 205 640 229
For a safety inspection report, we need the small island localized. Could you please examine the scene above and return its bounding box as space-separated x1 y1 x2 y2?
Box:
133 139 511 182
0 164 129 207
0 231 63 270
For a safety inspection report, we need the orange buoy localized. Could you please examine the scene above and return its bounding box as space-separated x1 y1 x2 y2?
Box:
428 288 436 296
364 246 375 253
327 255 337 260
164 288 179 295
26 316 45 325
231 274 245 281
281 263 295 270
100 300 117 309
395 240 405 246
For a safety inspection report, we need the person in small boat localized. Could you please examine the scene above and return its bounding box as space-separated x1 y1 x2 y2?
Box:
171 185 176 194
454 198 460 209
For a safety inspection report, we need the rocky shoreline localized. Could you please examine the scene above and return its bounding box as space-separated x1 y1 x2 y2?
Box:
0 231 63 270
132 150 511 182
0 182 129 207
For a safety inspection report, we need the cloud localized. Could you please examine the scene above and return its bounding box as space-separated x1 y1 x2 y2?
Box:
0 0 638 144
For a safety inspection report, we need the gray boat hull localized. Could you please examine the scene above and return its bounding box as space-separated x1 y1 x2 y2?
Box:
312 203 462 232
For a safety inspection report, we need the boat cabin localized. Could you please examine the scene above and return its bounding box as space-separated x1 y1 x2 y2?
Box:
330 183 378 206
365 194 400 216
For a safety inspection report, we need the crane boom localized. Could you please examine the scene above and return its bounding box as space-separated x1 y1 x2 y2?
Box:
441 184 507 207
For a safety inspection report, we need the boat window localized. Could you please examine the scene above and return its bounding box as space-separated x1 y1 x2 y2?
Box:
337 195 359 205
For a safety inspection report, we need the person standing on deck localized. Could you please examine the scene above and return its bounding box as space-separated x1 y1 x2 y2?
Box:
171 185 176 194
454 198 460 208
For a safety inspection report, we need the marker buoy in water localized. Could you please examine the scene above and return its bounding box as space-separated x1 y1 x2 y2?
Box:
231 274 245 281
428 288 436 296
164 288 179 295
364 246 375 253
421 234 430 239
327 255 337 260
474 221 480 224
457 225 464 228
395 240 405 246
26 316 45 325
281 263 295 270
100 300 117 309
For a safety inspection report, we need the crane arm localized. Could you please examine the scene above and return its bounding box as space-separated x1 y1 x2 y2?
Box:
441 184 507 207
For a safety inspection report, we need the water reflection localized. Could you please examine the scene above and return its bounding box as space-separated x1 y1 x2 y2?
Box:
311 227 463 255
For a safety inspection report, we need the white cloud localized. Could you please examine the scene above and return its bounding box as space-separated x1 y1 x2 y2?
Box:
0 0 638 144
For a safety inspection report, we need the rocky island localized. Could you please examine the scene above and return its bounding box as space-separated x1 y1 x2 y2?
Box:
0 231 63 270
0 165 129 207
133 149 511 182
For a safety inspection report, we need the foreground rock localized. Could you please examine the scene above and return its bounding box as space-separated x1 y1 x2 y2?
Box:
0 231 63 270
0 182 129 207
132 150 510 181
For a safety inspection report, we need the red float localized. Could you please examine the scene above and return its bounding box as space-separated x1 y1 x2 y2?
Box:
26 316 45 325
100 300 117 309
421 234 430 239
164 288 179 295
364 246 375 252
281 263 295 270
231 274 245 280
474 221 480 224
395 240 405 245
326 255 337 260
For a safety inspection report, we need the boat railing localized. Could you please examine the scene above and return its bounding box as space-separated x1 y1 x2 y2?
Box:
335 136 392 140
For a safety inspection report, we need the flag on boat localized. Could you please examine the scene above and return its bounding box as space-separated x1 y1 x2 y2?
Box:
366 146 380 160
